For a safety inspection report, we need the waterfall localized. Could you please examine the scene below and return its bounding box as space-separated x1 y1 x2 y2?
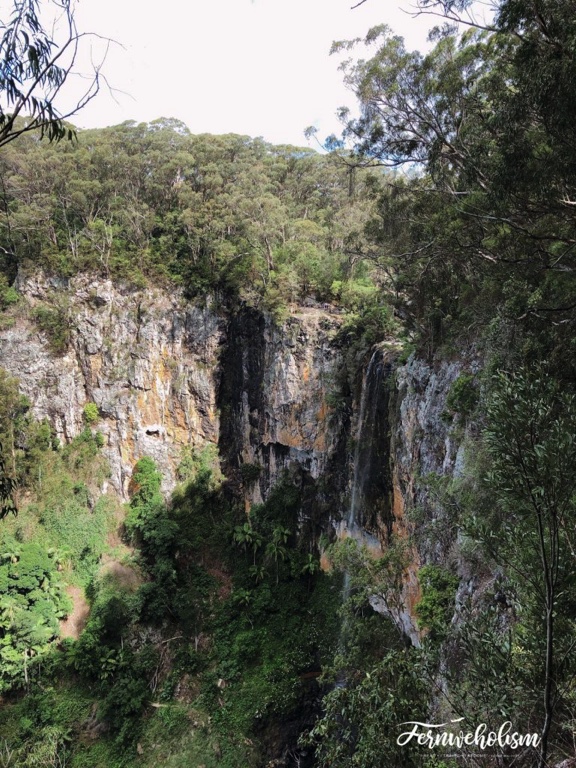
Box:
347 349 385 532
334 351 386 687
334 346 418 676
338 349 387 652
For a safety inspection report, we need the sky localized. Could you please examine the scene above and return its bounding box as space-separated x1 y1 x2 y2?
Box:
69 0 443 147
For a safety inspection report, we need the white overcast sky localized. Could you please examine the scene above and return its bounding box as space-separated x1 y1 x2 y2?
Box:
69 0 457 146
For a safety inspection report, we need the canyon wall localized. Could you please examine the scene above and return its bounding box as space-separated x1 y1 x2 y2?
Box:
0 273 478 645
0 274 343 502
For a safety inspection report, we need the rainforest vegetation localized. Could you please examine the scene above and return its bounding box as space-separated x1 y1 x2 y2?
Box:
1 0 576 766
0 121 386 317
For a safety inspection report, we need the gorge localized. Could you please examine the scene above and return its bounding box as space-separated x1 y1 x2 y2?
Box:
0 270 474 766
3 2 576 756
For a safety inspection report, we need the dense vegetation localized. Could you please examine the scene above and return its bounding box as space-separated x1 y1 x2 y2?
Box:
0 120 386 318
303 1 576 766
1 0 576 766
0 422 343 767
331 0 576 370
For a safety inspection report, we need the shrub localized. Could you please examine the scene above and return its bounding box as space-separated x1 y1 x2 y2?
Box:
444 373 478 419
239 463 261 485
415 564 459 641
0 541 70 691
31 306 70 355
0 275 19 311
82 402 99 425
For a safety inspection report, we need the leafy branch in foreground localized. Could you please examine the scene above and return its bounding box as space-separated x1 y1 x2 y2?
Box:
0 0 109 146
457 369 576 767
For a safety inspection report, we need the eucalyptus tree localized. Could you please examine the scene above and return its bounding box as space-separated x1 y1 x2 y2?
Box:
481 371 576 767
333 0 576 355
0 0 106 147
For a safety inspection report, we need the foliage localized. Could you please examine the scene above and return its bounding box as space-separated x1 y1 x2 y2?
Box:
306 537 455 767
176 443 222 485
322 13 576 756
338 293 398 347
31 305 70 355
0 368 54 517
124 457 177 622
0 388 113 584
331 4 576 359
39 492 113 585
0 123 390 319
82 402 99 425
423 366 576 765
0 541 71 692
327 537 410 646
239 462 261 485
6 3 576 765
306 650 451 768
27 459 339 765
0 0 103 146
478 369 576 763
0 448 16 520
445 592 524 727
204 484 339 764
444 373 478 420
415 564 458 642
62 565 154 746
0 275 18 311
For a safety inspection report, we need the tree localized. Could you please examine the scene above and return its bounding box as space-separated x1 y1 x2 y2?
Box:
233 521 263 566
305 650 435 768
0 542 70 691
265 525 290 584
447 368 576 765
329 5 576 764
0 369 30 518
332 1 576 354
480 370 576 767
0 0 105 147
0 444 16 519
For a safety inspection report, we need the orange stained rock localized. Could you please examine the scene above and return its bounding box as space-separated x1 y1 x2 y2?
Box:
89 353 103 379
121 433 135 466
405 563 422 620
391 471 422 635
136 391 160 425
276 411 327 452
316 400 328 423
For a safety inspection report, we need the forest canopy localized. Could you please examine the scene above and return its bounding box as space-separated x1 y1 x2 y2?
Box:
0 120 386 316
325 0 576 360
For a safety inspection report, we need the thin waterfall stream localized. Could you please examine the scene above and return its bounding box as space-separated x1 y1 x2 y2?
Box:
337 347 421 652
347 349 385 532
337 349 386 679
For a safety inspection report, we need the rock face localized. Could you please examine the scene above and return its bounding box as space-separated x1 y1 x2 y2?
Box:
1 272 476 647
218 306 342 504
0 274 343 500
1 273 225 496
393 354 484 560
392 356 466 555
387 354 481 643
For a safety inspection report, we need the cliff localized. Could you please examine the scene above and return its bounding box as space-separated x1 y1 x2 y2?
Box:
0 274 344 503
0 273 478 648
